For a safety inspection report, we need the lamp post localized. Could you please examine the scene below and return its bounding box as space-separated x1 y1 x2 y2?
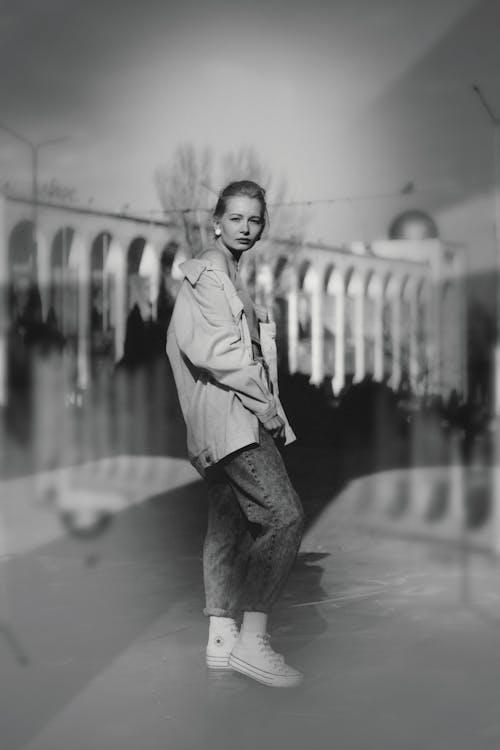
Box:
0 122 69 408
0 121 69 231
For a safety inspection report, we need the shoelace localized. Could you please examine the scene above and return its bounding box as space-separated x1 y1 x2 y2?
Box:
256 633 285 668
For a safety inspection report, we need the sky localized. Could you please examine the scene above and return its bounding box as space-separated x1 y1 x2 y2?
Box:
1 0 499 270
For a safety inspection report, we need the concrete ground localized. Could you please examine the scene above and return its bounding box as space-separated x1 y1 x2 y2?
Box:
2 436 500 750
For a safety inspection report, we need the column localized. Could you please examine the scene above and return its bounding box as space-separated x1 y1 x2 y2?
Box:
354 291 365 383
391 296 401 389
373 293 383 382
409 285 419 391
114 264 126 363
36 225 51 319
309 278 323 385
332 285 345 395
287 284 299 375
77 237 90 391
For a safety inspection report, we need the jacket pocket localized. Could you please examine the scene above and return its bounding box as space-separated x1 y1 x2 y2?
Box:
259 321 278 386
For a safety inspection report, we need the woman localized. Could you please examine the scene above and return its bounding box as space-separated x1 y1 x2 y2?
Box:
166 180 304 688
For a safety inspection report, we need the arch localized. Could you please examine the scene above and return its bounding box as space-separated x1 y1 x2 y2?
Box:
298 260 312 290
345 268 363 296
157 240 180 326
91 231 112 271
273 256 289 283
326 266 343 295
302 265 320 293
127 237 148 315
160 240 179 274
7 221 39 329
49 226 80 340
127 237 147 275
51 226 76 269
8 220 36 273
89 231 114 358
384 274 401 300
273 256 295 294
324 264 334 293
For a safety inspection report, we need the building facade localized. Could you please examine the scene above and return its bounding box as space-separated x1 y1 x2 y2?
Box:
0 194 467 406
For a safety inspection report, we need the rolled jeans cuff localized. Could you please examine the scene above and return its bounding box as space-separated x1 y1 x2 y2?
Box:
203 606 239 618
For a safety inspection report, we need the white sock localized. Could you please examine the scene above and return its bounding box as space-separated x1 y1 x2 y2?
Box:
239 611 268 643
209 616 237 634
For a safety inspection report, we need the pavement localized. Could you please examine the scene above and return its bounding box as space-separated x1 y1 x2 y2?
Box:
2 436 500 750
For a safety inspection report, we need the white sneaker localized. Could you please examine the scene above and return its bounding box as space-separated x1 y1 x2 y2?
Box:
228 633 303 688
206 620 240 670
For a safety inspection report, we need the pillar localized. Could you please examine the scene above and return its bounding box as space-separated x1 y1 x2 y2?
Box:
76 236 90 391
309 275 323 385
373 293 383 382
390 294 401 389
354 291 365 383
332 284 345 395
287 285 298 375
409 283 419 391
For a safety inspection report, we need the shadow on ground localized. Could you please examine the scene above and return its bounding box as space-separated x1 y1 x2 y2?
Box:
0 472 330 750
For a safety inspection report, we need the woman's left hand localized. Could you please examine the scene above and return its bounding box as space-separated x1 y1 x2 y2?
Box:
262 414 286 443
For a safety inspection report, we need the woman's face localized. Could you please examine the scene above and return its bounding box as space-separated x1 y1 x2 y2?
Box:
215 196 264 254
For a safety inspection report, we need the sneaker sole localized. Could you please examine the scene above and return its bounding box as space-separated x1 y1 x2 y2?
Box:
206 653 232 670
228 653 303 688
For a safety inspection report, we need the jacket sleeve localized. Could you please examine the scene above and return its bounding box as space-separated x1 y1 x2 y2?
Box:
173 270 278 422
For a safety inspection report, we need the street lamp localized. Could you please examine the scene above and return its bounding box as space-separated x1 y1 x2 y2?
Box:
0 120 69 223
0 122 69 408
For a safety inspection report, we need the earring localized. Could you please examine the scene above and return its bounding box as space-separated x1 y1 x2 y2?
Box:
215 227 221 236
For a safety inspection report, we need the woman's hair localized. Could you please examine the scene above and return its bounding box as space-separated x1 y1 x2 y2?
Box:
213 180 268 227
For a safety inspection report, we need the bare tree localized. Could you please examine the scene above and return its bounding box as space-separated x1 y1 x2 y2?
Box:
154 144 305 259
218 146 306 245
154 143 214 257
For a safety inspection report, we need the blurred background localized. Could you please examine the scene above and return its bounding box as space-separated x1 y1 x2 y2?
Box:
2 2 500 749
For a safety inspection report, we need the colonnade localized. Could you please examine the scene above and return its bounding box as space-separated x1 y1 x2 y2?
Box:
2 198 466 403
4 211 184 394
246 255 435 395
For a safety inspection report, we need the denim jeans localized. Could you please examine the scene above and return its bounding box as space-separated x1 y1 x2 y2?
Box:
203 425 304 618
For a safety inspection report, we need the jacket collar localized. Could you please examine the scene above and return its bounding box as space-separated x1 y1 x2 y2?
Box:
179 259 208 285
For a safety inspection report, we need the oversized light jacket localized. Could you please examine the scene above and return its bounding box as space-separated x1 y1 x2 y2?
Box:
166 255 296 476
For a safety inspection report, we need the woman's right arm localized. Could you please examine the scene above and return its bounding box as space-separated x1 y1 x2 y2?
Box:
173 270 280 426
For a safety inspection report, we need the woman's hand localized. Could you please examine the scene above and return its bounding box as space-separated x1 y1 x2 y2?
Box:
262 414 286 443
